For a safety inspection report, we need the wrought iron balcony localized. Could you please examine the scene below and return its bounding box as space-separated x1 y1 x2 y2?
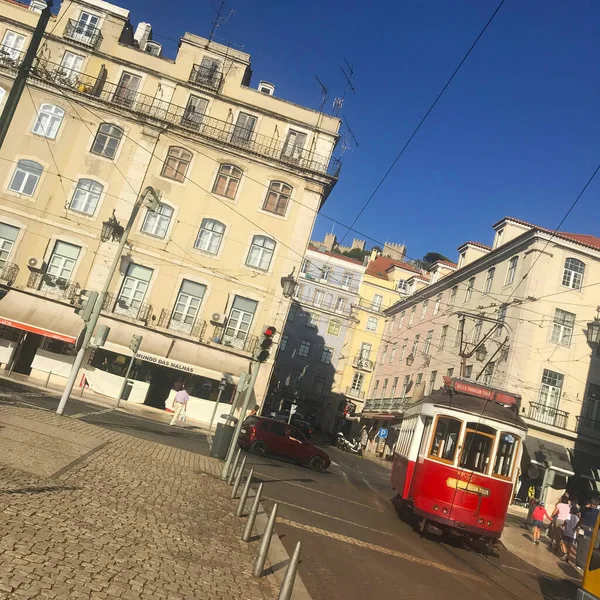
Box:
356 298 388 313
27 271 80 301
0 46 24 71
298 271 359 293
210 326 258 354
352 355 374 371
64 19 103 49
21 59 341 178
346 386 365 400
189 63 224 92
527 402 569 430
0 262 18 285
294 293 354 316
157 308 207 340
102 292 152 324
576 416 600 440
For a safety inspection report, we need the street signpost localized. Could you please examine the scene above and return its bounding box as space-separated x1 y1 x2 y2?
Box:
378 427 388 440
287 403 298 424
209 377 230 430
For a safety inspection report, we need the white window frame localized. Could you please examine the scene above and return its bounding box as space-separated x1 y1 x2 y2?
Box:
372 294 383 311
69 178 103 215
91 123 123 158
433 294 441 315
246 235 276 271
484 267 495 293
321 346 333 364
551 308 575 347
465 278 475 303
46 240 81 280
539 369 564 409
32 104 65 139
195 219 225 255
439 325 448 350
1 30 25 60
171 279 206 329
8 159 43 196
117 263 153 309
506 256 518 285
562 258 585 290
420 300 428 320
141 203 174 238
423 331 433 355
0 222 19 268
212 164 242 200
366 316 378 331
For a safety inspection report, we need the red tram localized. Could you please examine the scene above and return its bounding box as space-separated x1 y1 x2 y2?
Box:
391 377 528 547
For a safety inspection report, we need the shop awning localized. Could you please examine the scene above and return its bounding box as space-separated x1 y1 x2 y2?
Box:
569 449 600 483
0 290 81 343
524 436 574 476
361 413 397 420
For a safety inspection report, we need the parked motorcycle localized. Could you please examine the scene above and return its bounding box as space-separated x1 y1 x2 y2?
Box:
335 432 363 456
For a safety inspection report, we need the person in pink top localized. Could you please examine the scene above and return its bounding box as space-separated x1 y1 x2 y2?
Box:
169 381 189 426
550 495 571 552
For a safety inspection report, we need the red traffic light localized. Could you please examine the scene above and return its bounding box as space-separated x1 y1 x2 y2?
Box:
263 325 276 337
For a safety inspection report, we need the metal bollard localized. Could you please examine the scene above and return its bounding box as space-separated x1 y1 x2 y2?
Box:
227 448 242 485
253 502 278 577
230 456 247 499
242 483 263 542
235 468 254 517
278 541 302 600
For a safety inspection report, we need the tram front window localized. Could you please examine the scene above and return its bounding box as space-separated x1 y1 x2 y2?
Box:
460 429 495 474
429 416 462 462
493 433 519 478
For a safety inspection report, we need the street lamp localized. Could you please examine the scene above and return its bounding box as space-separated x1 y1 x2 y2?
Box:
587 307 600 346
100 211 124 243
280 268 298 298
475 344 488 362
406 353 415 366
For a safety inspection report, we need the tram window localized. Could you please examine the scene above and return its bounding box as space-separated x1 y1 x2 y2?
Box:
493 433 519 478
460 430 494 474
429 417 462 462
418 417 433 457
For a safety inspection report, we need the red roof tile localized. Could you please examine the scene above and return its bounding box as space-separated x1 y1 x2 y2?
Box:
366 256 421 280
307 245 364 265
457 241 492 252
432 259 457 268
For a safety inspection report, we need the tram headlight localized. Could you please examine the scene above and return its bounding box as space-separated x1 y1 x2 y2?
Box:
487 521 492 527
479 518 485 524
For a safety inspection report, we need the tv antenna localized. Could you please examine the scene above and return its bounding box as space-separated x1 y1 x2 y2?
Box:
340 114 359 155
207 0 235 44
333 57 357 116
314 76 329 113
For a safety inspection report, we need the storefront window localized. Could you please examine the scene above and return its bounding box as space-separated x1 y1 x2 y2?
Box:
429 417 462 463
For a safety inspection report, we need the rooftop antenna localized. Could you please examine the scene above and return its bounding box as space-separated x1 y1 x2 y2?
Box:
207 0 235 45
314 76 329 113
333 57 357 116
340 114 359 155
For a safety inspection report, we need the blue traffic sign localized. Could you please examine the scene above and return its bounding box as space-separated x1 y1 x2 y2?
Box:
378 427 388 439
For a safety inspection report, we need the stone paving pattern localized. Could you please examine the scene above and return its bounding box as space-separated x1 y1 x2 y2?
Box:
0 405 277 600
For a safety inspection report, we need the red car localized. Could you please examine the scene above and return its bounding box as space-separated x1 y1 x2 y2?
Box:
238 416 330 471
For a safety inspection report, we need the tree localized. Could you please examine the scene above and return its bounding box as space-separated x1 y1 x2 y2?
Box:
423 252 450 265
342 248 368 261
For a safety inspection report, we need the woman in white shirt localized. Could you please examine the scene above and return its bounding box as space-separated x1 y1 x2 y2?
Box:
550 495 571 552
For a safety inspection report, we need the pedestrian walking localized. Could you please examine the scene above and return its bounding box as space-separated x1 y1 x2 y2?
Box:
561 507 579 563
531 501 552 545
169 381 189 426
550 495 571 552
360 426 368 454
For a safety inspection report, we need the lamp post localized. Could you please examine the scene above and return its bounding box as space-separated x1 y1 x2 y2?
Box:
406 353 414 367
280 268 298 299
57 186 162 415
475 344 488 362
587 307 600 347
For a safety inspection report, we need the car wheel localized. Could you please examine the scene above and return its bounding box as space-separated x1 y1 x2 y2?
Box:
309 456 326 472
250 440 267 456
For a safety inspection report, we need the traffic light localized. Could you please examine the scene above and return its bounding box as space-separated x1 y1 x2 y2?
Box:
75 290 99 323
129 334 143 353
254 325 276 363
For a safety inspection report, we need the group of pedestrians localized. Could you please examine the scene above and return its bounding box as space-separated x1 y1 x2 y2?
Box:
530 493 599 565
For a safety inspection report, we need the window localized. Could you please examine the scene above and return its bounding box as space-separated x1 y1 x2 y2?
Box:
495 304 507 337
420 301 428 320
199 56 221 85
459 428 495 474
0 88 5 105
69 178 103 215
263 181 292 216
335 297 347 314
0 223 19 267
482 361 495 386
321 346 333 363
195 219 225 254
398 311 405 328
423 331 433 355
429 417 462 463
113 71 141 107
312 376 325 396
182 95 208 128
1 30 26 60
391 377 399 398
321 266 331 281
9 160 43 196
117 263 152 308
382 378 389 398
506 256 518 285
472 319 483 343
351 371 364 392
409 306 416 326
282 129 307 161
298 340 311 358
313 289 325 307
342 272 353 287
30 1 46 12
464 365 473 378
213 164 242 199
328 319 341 336
287 305 297 322
449 286 457 305
161 147 192 183
411 334 420 356
402 375 410 398
171 280 206 330
91 124 123 158
484 267 495 293
539 369 564 408
366 316 378 331
397 279 409 294
446 367 454 377
551 309 576 346
373 380 380 397
306 312 319 328
439 325 448 350
32 104 64 139
359 342 372 360
372 294 383 311
562 258 585 290
141 203 173 238
280 335 288 352
73 12 100 42
390 344 397 364
381 345 388 365
433 294 442 315
465 277 475 302
246 235 275 270
416 373 423 386
59 51 84 81
453 323 461 348
300 259 310 274
232 112 257 143
494 433 519 478
224 296 258 345
400 339 407 361
45 241 80 281
427 371 437 395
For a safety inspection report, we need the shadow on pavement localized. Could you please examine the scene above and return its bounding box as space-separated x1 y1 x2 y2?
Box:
255 476 316 485
538 574 578 600
1 485 80 495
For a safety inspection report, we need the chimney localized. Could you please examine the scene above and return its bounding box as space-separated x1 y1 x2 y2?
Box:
134 22 152 50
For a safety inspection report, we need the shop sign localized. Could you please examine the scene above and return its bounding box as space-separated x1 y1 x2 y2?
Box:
135 352 195 374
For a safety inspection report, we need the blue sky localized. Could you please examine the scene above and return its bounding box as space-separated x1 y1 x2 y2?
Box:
118 0 600 263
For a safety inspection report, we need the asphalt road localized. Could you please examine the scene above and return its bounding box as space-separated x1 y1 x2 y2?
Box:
0 378 579 600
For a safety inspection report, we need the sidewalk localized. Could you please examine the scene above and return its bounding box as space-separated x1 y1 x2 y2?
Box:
501 505 582 581
0 402 278 600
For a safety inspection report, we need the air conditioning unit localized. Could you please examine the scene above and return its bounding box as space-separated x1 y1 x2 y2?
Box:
211 312 227 326
27 257 45 272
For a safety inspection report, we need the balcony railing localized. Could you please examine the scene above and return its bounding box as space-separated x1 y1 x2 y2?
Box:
0 46 24 71
352 355 374 371
576 416 600 440
294 294 354 316
157 308 207 340
0 262 19 285
19 58 340 178
210 326 258 354
356 298 389 313
298 271 359 293
64 19 103 49
189 63 224 92
364 397 408 414
346 387 365 400
527 402 569 430
27 271 80 301
102 292 153 324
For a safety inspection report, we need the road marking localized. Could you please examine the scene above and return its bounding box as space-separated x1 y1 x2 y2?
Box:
264 497 395 536
278 518 485 582
71 408 115 419
255 471 386 512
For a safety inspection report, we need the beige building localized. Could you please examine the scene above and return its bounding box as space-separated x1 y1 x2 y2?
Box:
367 217 600 499
0 0 340 422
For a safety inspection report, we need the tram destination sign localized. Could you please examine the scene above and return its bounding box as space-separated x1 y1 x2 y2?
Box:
444 376 520 407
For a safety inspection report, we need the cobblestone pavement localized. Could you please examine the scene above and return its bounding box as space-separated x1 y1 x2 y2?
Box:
0 405 277 600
